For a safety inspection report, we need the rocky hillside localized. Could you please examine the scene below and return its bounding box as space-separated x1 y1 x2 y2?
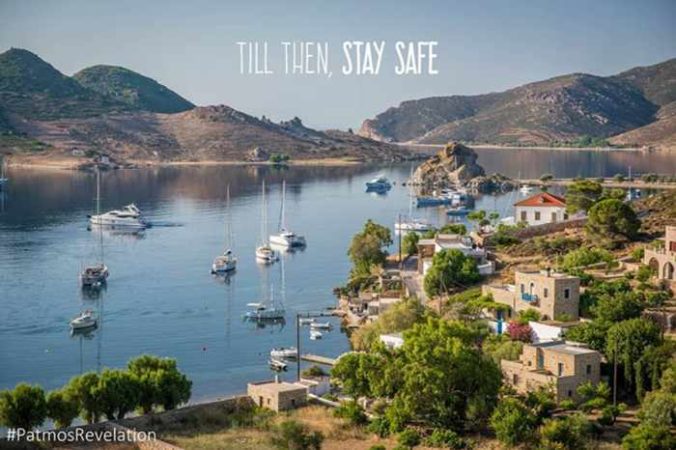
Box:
360 59 675 148
73 65 194 113
0 48 409 163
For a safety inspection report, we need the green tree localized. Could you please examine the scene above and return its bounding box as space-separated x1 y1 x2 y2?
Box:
490 397 537 446
577 381 611 413
566 179 603 214
397 428 421 448
483 335 524 364
350 298 424 351
68 372 102 423
606 319 662 394
565 320 610 352
467 210 488 230
402 231 419 257
638 391 676 427
348 220 392 275
334 400 368 426
586 199 641 247
561 247 614 271
331 352 380 398
424 249 481 297
46 389 79 428
98 369 141 420
0 383 47 430
591 292 643 323
127 355 191 412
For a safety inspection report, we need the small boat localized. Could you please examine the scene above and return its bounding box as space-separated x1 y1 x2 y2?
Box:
365 175 392 192
416 196 452 207
212 249 237 274
310 321 332 330
519 185 534 195
395 219 431 232
80 264 109 287
212 185 237 274
256 245 278 264
270 347 298 360
90 204 147 229
270 180 307 248
310 330 323 340
269 358 288 372
70 310 97 330
245 302 285 320
299 318 315 325
446 206 471 216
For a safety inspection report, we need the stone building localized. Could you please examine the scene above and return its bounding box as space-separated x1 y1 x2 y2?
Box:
644 225 676 283
247 380 308 412
482 269 580 321
501 340 601 402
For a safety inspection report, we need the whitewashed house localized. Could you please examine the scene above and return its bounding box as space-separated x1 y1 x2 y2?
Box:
514 192 569 226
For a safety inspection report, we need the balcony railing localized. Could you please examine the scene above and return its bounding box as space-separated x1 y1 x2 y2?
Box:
521 293 538 302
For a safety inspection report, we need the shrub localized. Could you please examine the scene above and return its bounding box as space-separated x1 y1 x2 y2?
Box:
402 232 420 256
490 397 537 446
301 365 326 378
0 383 47 430
630 247 645 262
367 416 391 437
271 420 324 450
424 428 466 449
368 446 387 450
559 399 576 411
507 321 533 343
334 400 368 426
622 423 676 450
538 414 593 450
398 428 421 448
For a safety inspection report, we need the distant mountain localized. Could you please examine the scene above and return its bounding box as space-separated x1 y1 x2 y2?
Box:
0 48 408 163
74 65 194 113
360 59 676 149
0 48 130 120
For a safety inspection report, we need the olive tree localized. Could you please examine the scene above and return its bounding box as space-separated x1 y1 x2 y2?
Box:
46 388 79 428
0 383 47 430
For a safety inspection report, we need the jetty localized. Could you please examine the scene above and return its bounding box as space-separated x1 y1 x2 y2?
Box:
300 353 337 366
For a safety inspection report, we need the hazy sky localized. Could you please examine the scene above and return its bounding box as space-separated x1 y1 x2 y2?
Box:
1 0 675 129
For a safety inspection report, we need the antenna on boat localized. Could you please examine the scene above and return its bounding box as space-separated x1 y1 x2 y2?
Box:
278 180 286 231
96 167 104 264
225 184 232 251
260 180 267 246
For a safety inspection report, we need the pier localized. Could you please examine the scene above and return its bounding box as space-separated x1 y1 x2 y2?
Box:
300 353 337 366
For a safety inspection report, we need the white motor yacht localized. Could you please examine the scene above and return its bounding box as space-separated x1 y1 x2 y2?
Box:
90 204 147 229
270 347 298 360
299 318 315 325
310 321 332 330
395 219 431 232
70 310 97 330
519 185 534 195
269 358 288 372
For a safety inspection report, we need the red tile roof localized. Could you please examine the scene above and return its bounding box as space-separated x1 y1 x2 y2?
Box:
514 192 566 207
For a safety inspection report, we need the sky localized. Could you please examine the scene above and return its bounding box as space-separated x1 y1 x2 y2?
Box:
1 0 675 130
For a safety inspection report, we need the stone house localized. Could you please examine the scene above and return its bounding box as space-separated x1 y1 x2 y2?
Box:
644 225 676 283
515 192 569 226
247 380 307 412
482 269 580 321
501 340 601 402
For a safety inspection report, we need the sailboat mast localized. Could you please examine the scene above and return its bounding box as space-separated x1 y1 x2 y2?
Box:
280 180 286 231
260 180 267 245
96 168 104 264
225 184 231 250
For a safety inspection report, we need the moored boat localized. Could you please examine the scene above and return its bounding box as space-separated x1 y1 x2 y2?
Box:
270 180 306 248
89 204 147 229
212 185 237 274
365 175 392 192
70 310 97 330
310 330 323 340
270 347 298 360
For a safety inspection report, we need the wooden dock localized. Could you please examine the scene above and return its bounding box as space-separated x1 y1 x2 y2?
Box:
300 354 337 366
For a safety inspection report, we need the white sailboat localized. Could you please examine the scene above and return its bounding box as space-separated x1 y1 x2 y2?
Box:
70 310 97 331
255 180 278 264
244 285 285 320
212 185 237 274
80 168 109 288
270 180 306 248
0 157 8 187
395 167 431 232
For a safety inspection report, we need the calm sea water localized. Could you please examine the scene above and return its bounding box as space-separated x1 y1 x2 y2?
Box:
0 148 674 402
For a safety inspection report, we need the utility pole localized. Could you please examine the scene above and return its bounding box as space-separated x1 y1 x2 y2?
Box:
296 313 301 381
398 214 402 270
